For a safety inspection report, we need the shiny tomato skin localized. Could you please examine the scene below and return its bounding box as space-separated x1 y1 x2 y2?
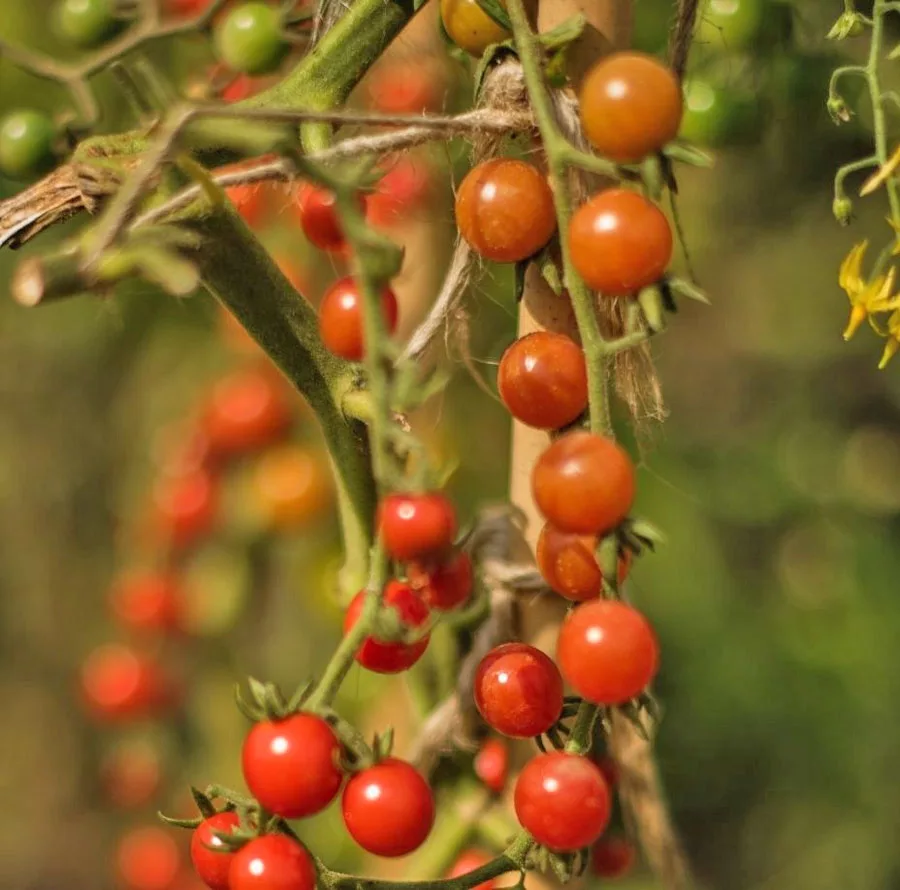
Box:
116 827 182 890
407 551 473 611
378 492 457 561
497 332 588 430
473 737 509 794
440 0 509 56
241 713 344 818
295 184 365 253
514 752 611 852
446 850 496 890
204 368 293 457
473 643 564 738
344 583 431 673
342 758 435 857
579 52 683 163
318 277 399 361
536 525 632 601
557 599 659 704
80 644 170 722
191 811 240 890
109 571 184 635
568 189 672 296
455 159 556 263
531 431 635 534
591 835 636 878
229 835 316 890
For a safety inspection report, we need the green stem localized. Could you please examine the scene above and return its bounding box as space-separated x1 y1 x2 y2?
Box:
565 700 600 755
868 2 900 223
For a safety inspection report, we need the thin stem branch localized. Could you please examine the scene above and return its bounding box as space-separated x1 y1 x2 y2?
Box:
867 2 900 223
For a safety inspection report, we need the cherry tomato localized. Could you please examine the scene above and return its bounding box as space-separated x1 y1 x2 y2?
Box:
440 0 509 56
55 0 118 49
514 752 611 852
204 367 293 457
366 61 447 114
474 642 563 738
227 184 267 228
378 492 457 562
109 571 184 635
407 551 473 611
679 78 762 148
191 811 240 890
153 469 218 548
591 836 636 879
241 713 344 818
214 3 288 75
116 827 182 890
697 0 766 52
367 155 436 228
318 277 399 361
446 850 496 890
342 758 435 857
568 188 672 296
474 737 509 794
229 835 316 890
165 0 213 18
579 52 682 163
531 431 635 534
536 524 631 601
455 159 556 263
0 110 56 180
221 73 266 103
81 644 171 722
557 599 659 704
344 582 431 674
497 332 587 430
295 183 365 253
99 742 162 809
252 445 331 529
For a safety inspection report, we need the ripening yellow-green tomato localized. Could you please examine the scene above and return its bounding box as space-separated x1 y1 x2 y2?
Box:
440 0 509 57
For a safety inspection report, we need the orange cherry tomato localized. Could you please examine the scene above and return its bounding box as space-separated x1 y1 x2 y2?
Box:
440 0 509 56
252 445 332 529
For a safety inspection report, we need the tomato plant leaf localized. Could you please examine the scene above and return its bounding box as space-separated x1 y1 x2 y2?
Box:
473 0 511 31
537 13 586 50
473 42 517 102
538 246 563 295
637 284 666 332
668 276 710 304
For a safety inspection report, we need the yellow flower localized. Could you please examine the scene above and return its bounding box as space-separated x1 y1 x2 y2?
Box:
879 310 900 369
838 241 900 339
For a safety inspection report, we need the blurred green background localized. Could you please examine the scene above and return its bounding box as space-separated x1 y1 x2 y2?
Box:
3 1 900 890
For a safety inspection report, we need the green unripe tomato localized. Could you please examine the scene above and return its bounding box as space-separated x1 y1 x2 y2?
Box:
697 0 766 53
0 110 57 180
679 78 763 147
214 3 288 75
55 0 118 49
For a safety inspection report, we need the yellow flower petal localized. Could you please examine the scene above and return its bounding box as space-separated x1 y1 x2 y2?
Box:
879 338 900 369
844 303 869 340
861 145 900 196
839 241 868 295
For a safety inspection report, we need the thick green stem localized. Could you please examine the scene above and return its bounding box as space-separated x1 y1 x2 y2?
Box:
192 208 375 596
867 2 900 223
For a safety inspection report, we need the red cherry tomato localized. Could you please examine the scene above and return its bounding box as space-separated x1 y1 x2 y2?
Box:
579 52 683 163
241 713 344 818
117 827 182 890
165 0 212 17
81 644 171 722
191 811 240 890
342 758 435 857
591 835 636 879
343 582 431 673
531 431 635 534
204 367 294 457
295 183 366 253
407 551 473 611
473 737 509 794
318 276 399 361
99 742 162 809
378 492 457 562
153 469 218 549
221 73 266 103
227 183 267 228
229 835 316 890
473 643 564 738
536 524 631 601
109 571 184 635
446 850 496 890
455 159 556 263
569 188 672 296
367 155 436 228
557 599 659 704
366 60 447 114
497 332 588 430
514 752 611 852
